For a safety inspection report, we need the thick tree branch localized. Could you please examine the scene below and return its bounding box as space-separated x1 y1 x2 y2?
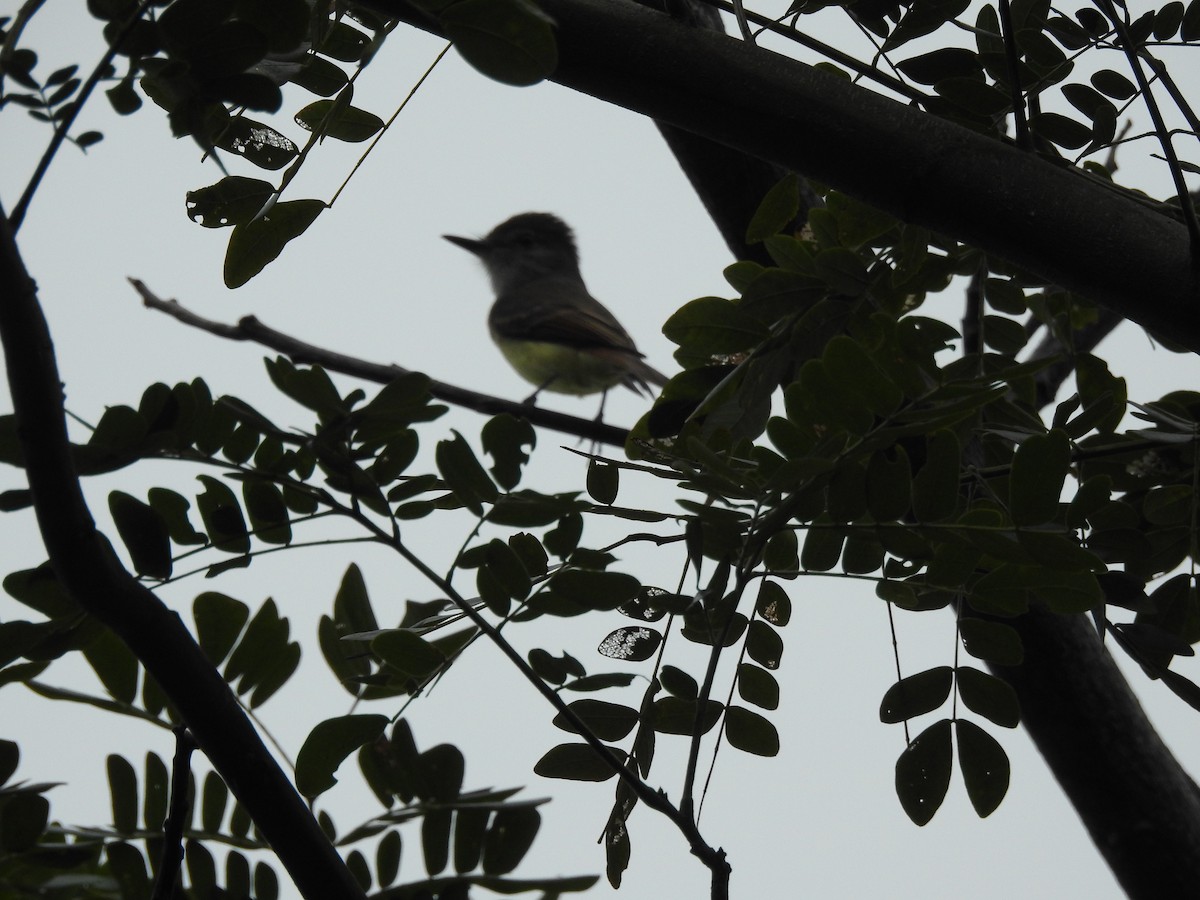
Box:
374 0 1200 353
0 213 365 900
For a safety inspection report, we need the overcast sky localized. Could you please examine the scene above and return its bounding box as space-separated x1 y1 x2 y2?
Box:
2 3 1199 899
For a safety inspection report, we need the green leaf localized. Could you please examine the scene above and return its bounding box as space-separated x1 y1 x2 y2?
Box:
894 718 952 826
148 488 207 546
912 429 961 522
436 431 498 516
745 620 783 669
755 580 792 626
746 173 801 243
801 517 844 573
534 743 624 782
724 705 780 756
82 628 139 706
956 667 1020 728
224 199 325 288
186 176 274 228
372 630 446 681
213 116 298 170
441 0 558 86
480 413 534 489
481 806 541 875
959 618 1023 665
737 663 780 710
662 296 769 356
109 490 172 579
552 699 638 741
956 719 1010 817
1009 429 1069 526
295 715 388 799
0 740 18 786
107 754 139 834
597 625 662 662
294 99 384 142
548 569 640 612
651 696 723 735
660 664 698 700
242 480 292 544
196 475 250 553
587 459 619 505
194 592 249 666
201 771 228 833
880 666 953 723
0 791 49 852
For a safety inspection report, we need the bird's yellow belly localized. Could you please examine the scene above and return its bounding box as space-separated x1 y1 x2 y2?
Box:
492 336 625 396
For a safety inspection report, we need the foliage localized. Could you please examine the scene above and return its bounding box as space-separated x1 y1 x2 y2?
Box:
2 0 1200 898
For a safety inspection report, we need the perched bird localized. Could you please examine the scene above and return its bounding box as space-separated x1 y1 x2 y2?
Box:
443 213 668 415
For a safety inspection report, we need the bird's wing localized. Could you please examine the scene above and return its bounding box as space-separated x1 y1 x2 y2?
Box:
490 278 641 354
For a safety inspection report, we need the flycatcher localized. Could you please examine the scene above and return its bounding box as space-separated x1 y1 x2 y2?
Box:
443 213 668 410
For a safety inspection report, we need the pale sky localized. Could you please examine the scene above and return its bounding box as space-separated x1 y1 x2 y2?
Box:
2 3 1199 899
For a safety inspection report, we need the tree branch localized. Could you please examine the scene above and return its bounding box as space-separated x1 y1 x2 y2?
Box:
0 212 366 900
371 0 1200 353
131 279 634 448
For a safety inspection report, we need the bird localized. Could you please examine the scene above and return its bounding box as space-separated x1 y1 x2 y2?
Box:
443 213 668 417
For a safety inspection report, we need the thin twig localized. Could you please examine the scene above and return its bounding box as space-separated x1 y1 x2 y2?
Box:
1094 0 1200 259
129 279 632 448
10 0 155 232
151 726 197 900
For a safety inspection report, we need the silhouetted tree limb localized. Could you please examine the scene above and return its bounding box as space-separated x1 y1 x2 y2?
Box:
0 210 367 900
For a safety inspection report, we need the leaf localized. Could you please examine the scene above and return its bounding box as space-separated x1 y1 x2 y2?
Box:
662 296 769 356
959 618 1024 665
435 431 498 516
746 173 802 242
213 117 298 170
294 99 384 142
755 580 792 626
480 413 534 489
82 628 139 706
552 699 639 741
534 743 625 782
724 705 780 756
371 630 446 681
894 718 952 826
956 719 1010 817
441 0 558 86
224 199 325 288
737 663 780 710
745 620 783 669
912 429 961 522
548 569 640 612
107 754 138 834
651 696 723 735
587 459 619 505
956 666 1020 727
194 591 249 666
1009 429 1069 526
481 805 541 875
186 176 274 228
596 626 661 662
880 666 953 722
196 475 250 554
295 715 388 799
109 491 172 579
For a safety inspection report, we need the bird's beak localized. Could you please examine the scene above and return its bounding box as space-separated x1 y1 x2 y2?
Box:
443 234 485 256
